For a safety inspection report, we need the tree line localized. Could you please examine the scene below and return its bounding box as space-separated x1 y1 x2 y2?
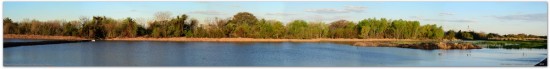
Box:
444 30 546 40
3 12 545 40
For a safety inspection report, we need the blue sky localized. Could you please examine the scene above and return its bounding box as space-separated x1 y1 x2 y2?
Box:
3 1 548 35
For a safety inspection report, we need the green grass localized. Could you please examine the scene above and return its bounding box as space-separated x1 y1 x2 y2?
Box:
474 40 547 49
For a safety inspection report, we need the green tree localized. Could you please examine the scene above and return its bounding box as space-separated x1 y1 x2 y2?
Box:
444 30 456 39
357 19 371 39
287 20 309 39
375 18 390 38
148 21 168 38
389 20 406 39
62 21 80 36
136 25 147 36
171 14 188 37
459 31 474 40
487 33 501 38
79 16 107 39
8 13 533 41
270 20 286 38
308 22 329 38
231 23 250 37
227 12 258 37
329 20 356 38
229 12 258 25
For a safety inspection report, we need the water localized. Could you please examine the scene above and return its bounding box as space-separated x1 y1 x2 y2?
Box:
3 39 49 42
3 40 548 66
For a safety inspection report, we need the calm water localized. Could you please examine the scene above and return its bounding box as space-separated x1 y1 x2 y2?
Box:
3 40 548 66
3 39 49 42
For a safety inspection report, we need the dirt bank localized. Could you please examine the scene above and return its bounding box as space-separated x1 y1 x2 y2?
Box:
4 34 89 40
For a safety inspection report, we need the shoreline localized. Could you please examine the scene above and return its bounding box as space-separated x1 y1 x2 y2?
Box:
2 34 493 49
4 34 429 42
3 34 89 40
107 37 428 42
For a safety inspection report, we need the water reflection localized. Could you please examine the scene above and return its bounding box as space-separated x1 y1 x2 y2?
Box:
3 40 547 66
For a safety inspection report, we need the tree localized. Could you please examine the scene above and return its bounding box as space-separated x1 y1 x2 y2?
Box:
270 20 286 38
229 12 258 25
146 14 197 38
170 14 188 37
79 16 89 25
155 11 172 21
444 30 456 39
79 16 108 39
357 19 371 39
308 22 329 38
227 12 258 37
287 20 309 39
120 17 138 37
375 18 390 38
459 31 473 40
9 12 541 41
328 20 356 38
101 17 120 38
136 25 147 36
416 24 444 39
471 32 488 40
389 19 406 39
62 21 80 36
4 18 18 34
433 25 445 39
148 21 167 38
231 23 250 37
487 33 501 38
409 21 421 39
205 17 230 38
29 20 41 35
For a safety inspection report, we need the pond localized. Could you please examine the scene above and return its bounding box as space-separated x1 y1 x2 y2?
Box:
3 40 547 66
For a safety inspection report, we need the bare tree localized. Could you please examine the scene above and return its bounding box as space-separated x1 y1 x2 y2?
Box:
154 11 172 21
79 16 89 26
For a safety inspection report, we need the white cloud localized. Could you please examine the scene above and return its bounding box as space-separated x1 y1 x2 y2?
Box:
305 5 367 14
196 2 241 8
344 5 367 12
439 12 454 16
409 16 423 20
410 16 475 23
307 15 350 22
306 8 349 13
266 12 296 16
494 13 547 22
424 19 475 23
190 10 224 15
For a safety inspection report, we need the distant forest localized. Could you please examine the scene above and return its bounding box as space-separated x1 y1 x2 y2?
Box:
3 12 546 40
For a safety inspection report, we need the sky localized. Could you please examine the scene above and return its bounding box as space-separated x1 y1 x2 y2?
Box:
3 1 548 36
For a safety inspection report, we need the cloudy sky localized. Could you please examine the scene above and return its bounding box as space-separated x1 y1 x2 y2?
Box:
3 2 548 35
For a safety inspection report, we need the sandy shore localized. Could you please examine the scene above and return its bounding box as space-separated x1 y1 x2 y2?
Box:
107 37 426 42
4 34 428 42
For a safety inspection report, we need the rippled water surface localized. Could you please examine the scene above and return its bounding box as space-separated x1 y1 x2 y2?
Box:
3 40 547 66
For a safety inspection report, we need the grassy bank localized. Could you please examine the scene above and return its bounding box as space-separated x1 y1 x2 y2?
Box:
473 40 547 49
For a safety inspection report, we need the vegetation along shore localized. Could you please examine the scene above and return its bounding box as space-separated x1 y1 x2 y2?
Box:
3 12 546 49
4 34 423 42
